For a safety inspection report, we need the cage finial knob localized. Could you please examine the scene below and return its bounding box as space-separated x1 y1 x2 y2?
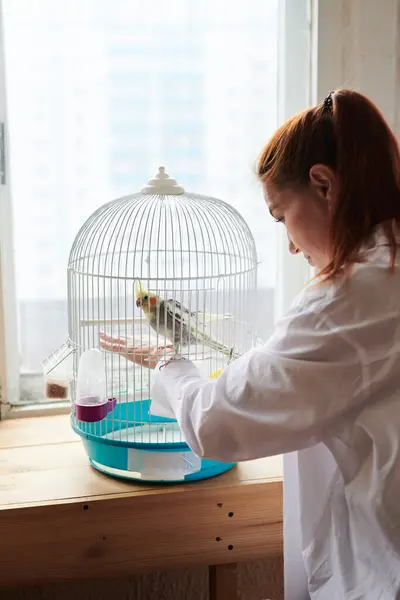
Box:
141 166 185 195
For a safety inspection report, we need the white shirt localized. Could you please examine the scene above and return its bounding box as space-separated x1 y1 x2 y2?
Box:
150 229 400 600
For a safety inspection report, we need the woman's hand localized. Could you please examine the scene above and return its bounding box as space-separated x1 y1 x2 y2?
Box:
99 332 174 369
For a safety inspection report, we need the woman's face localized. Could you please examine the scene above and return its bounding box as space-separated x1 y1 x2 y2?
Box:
262 165 336 270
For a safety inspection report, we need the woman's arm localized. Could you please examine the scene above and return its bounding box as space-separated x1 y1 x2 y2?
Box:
150 306 364 462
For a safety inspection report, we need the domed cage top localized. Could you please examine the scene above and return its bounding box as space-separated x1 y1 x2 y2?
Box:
43 168 259 482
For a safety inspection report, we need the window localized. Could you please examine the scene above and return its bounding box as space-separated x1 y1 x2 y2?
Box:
0 0 311 412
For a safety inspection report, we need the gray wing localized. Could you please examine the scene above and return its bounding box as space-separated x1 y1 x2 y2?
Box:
164 299 195 345
164 299 238 359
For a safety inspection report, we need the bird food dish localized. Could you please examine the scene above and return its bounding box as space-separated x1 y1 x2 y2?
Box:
45 381 68 399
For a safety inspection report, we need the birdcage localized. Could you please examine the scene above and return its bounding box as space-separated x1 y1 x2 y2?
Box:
43 167 258 482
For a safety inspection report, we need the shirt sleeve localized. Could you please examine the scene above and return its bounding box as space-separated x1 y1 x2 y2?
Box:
150 300 365 462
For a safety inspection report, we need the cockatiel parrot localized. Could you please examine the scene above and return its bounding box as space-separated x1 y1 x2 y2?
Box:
135 280 238 359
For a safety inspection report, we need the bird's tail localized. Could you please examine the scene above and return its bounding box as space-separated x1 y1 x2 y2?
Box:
195 329 239 360
196 312 233 324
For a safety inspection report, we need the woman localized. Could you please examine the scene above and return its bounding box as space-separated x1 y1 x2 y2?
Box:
100 89 400 599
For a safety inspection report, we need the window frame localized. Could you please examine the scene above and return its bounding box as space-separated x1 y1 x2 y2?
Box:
0 0 312 419
275 0 312 320
0 0 20 419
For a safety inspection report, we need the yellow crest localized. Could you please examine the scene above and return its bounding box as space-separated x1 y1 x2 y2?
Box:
135 280 147 299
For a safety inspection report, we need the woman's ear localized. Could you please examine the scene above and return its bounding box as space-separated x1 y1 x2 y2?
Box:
309 164 337 206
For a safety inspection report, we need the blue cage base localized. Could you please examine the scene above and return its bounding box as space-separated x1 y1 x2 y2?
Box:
72 399 235 483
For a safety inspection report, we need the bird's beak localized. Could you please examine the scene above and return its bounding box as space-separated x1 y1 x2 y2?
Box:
136 297 142 308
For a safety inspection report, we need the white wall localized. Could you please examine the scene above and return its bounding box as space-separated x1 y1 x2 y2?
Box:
312 0 400 135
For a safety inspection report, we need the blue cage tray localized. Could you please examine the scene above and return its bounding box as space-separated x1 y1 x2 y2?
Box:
72 399 235 483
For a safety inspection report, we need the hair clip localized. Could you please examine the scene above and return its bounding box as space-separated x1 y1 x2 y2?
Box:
322 91 334 113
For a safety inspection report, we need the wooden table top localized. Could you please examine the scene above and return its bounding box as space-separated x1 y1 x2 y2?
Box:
0 414 283 510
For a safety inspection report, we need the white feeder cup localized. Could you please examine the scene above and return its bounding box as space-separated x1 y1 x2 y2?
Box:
75 349 116 422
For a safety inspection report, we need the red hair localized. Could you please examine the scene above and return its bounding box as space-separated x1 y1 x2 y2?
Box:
257 89 400 279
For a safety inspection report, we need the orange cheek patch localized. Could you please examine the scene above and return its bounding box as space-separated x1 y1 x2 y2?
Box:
149 296 157 306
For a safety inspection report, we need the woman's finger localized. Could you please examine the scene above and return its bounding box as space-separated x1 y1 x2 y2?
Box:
109 343 128 353
120 352 144 365
100 332 129 345
155 344 174 353
130 346 156 356
142 356 158 369
100 339 128 353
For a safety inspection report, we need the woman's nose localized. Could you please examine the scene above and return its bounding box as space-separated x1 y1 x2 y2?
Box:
288 236 300 255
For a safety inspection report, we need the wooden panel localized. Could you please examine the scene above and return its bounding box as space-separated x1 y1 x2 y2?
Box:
0 479 282 588
2 558 284 600
209 563 238 600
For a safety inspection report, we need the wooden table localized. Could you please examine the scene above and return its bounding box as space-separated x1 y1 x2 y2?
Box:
0 415 283 599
